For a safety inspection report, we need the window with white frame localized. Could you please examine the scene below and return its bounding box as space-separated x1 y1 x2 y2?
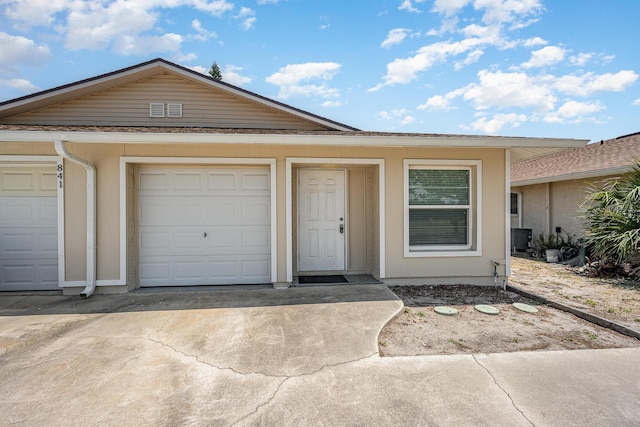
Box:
404 160 481 256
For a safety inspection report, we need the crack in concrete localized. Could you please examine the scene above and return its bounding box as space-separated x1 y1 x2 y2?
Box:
472 354 535 427
148 333 379 425
230 377 289 426
148 335 282 378
230 353 379 426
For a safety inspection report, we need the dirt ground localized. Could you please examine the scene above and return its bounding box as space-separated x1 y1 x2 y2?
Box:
379 257 640 357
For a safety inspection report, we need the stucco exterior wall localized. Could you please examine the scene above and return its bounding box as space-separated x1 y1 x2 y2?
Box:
515 176 614 242
1 140 508 289
519 183 548 240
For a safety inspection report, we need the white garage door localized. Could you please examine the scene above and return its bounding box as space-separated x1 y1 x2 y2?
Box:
0 166 58 291
138 166 271 286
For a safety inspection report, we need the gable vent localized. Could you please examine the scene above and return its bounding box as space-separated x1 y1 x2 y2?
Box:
149 103 165 118
167 103 183 118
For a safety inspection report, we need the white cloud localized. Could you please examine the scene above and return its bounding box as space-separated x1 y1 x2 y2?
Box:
454 48 484 70
237 7 256 30
381 28 409 48
113 33 190 58
632 99 640 107
369 38 483 91
475 0 544 25
462 69 557 111
401 115 416 125
432 0 472 16
375 108 415 125
64 2 159 50
569 52 593 67
0 78 39 93
266 62 342 99
377 111 392 120
520 45 566 69
192 19 217 41
554 70 639 97
523 36 547 47
399 0 427 13
371 0 545 91
470 113 527 134
392 108 410 116
4 0 68 28
418 94 453 111
543 100 604 124
322 100 343 107
0 32 50 69
190 65 208 74
5 0 234 56
221 65 252 86
267 62 341 85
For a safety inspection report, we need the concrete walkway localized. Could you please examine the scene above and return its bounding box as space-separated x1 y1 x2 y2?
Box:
1 285 639 426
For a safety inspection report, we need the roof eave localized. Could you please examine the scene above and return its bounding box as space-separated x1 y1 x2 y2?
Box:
0 129 588 149
512 166 632 187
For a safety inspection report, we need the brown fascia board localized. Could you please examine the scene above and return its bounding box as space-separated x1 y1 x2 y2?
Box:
0 58 360 132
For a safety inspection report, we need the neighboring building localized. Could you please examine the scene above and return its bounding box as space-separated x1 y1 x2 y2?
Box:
0 58 585 295
511 132 640 244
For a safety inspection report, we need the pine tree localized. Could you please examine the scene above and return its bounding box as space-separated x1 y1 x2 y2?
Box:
208 62 222 80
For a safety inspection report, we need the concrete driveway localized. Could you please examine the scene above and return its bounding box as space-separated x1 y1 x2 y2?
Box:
1 285 639 426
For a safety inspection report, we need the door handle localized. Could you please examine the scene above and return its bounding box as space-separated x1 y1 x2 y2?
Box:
339 224 344 234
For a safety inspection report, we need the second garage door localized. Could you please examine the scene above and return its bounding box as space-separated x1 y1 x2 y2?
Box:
0 165 58 291
138 166 271 287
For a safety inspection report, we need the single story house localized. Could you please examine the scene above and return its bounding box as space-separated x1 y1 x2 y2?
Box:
511 132 640 244
0 58 586 295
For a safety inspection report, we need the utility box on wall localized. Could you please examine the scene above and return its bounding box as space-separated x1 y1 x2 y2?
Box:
511 228 532 251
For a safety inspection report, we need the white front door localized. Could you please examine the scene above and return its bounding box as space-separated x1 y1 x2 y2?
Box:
298 169 345 272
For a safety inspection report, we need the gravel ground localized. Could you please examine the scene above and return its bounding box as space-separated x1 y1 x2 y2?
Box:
379 257 640 356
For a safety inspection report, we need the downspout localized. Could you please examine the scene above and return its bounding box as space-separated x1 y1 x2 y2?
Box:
54 141 97 298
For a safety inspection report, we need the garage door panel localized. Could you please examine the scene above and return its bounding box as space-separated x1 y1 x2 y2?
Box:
138 167 271 287
139 262 170 281
138 172 169 191
139 226 269 256
174 261 206 280
139 256 271 286
140 196 269 226
242 172 270 191
241 201 270 222
242 259 271 278
173 172 203 190
1 167 58 290
0 254 58 289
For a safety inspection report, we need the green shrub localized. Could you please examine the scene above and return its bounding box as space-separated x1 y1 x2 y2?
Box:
581 160 640 264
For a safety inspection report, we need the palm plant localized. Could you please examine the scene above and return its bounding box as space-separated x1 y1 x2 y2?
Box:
581 160 640 264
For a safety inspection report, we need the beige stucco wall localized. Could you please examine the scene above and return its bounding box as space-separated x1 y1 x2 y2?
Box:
519 183 548 240
515 176 613 242
1 140 508 288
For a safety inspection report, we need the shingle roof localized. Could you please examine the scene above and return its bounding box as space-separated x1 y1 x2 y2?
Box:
511 132 640 185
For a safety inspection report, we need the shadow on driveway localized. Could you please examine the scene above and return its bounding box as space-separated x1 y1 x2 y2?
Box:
0 284 400 316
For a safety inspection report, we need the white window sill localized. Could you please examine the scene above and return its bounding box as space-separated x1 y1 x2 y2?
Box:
404 249 483 258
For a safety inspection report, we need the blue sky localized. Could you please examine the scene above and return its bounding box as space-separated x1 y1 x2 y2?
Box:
1 0 639 142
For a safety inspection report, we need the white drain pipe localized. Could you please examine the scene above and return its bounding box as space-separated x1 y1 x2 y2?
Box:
54 141 97 298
